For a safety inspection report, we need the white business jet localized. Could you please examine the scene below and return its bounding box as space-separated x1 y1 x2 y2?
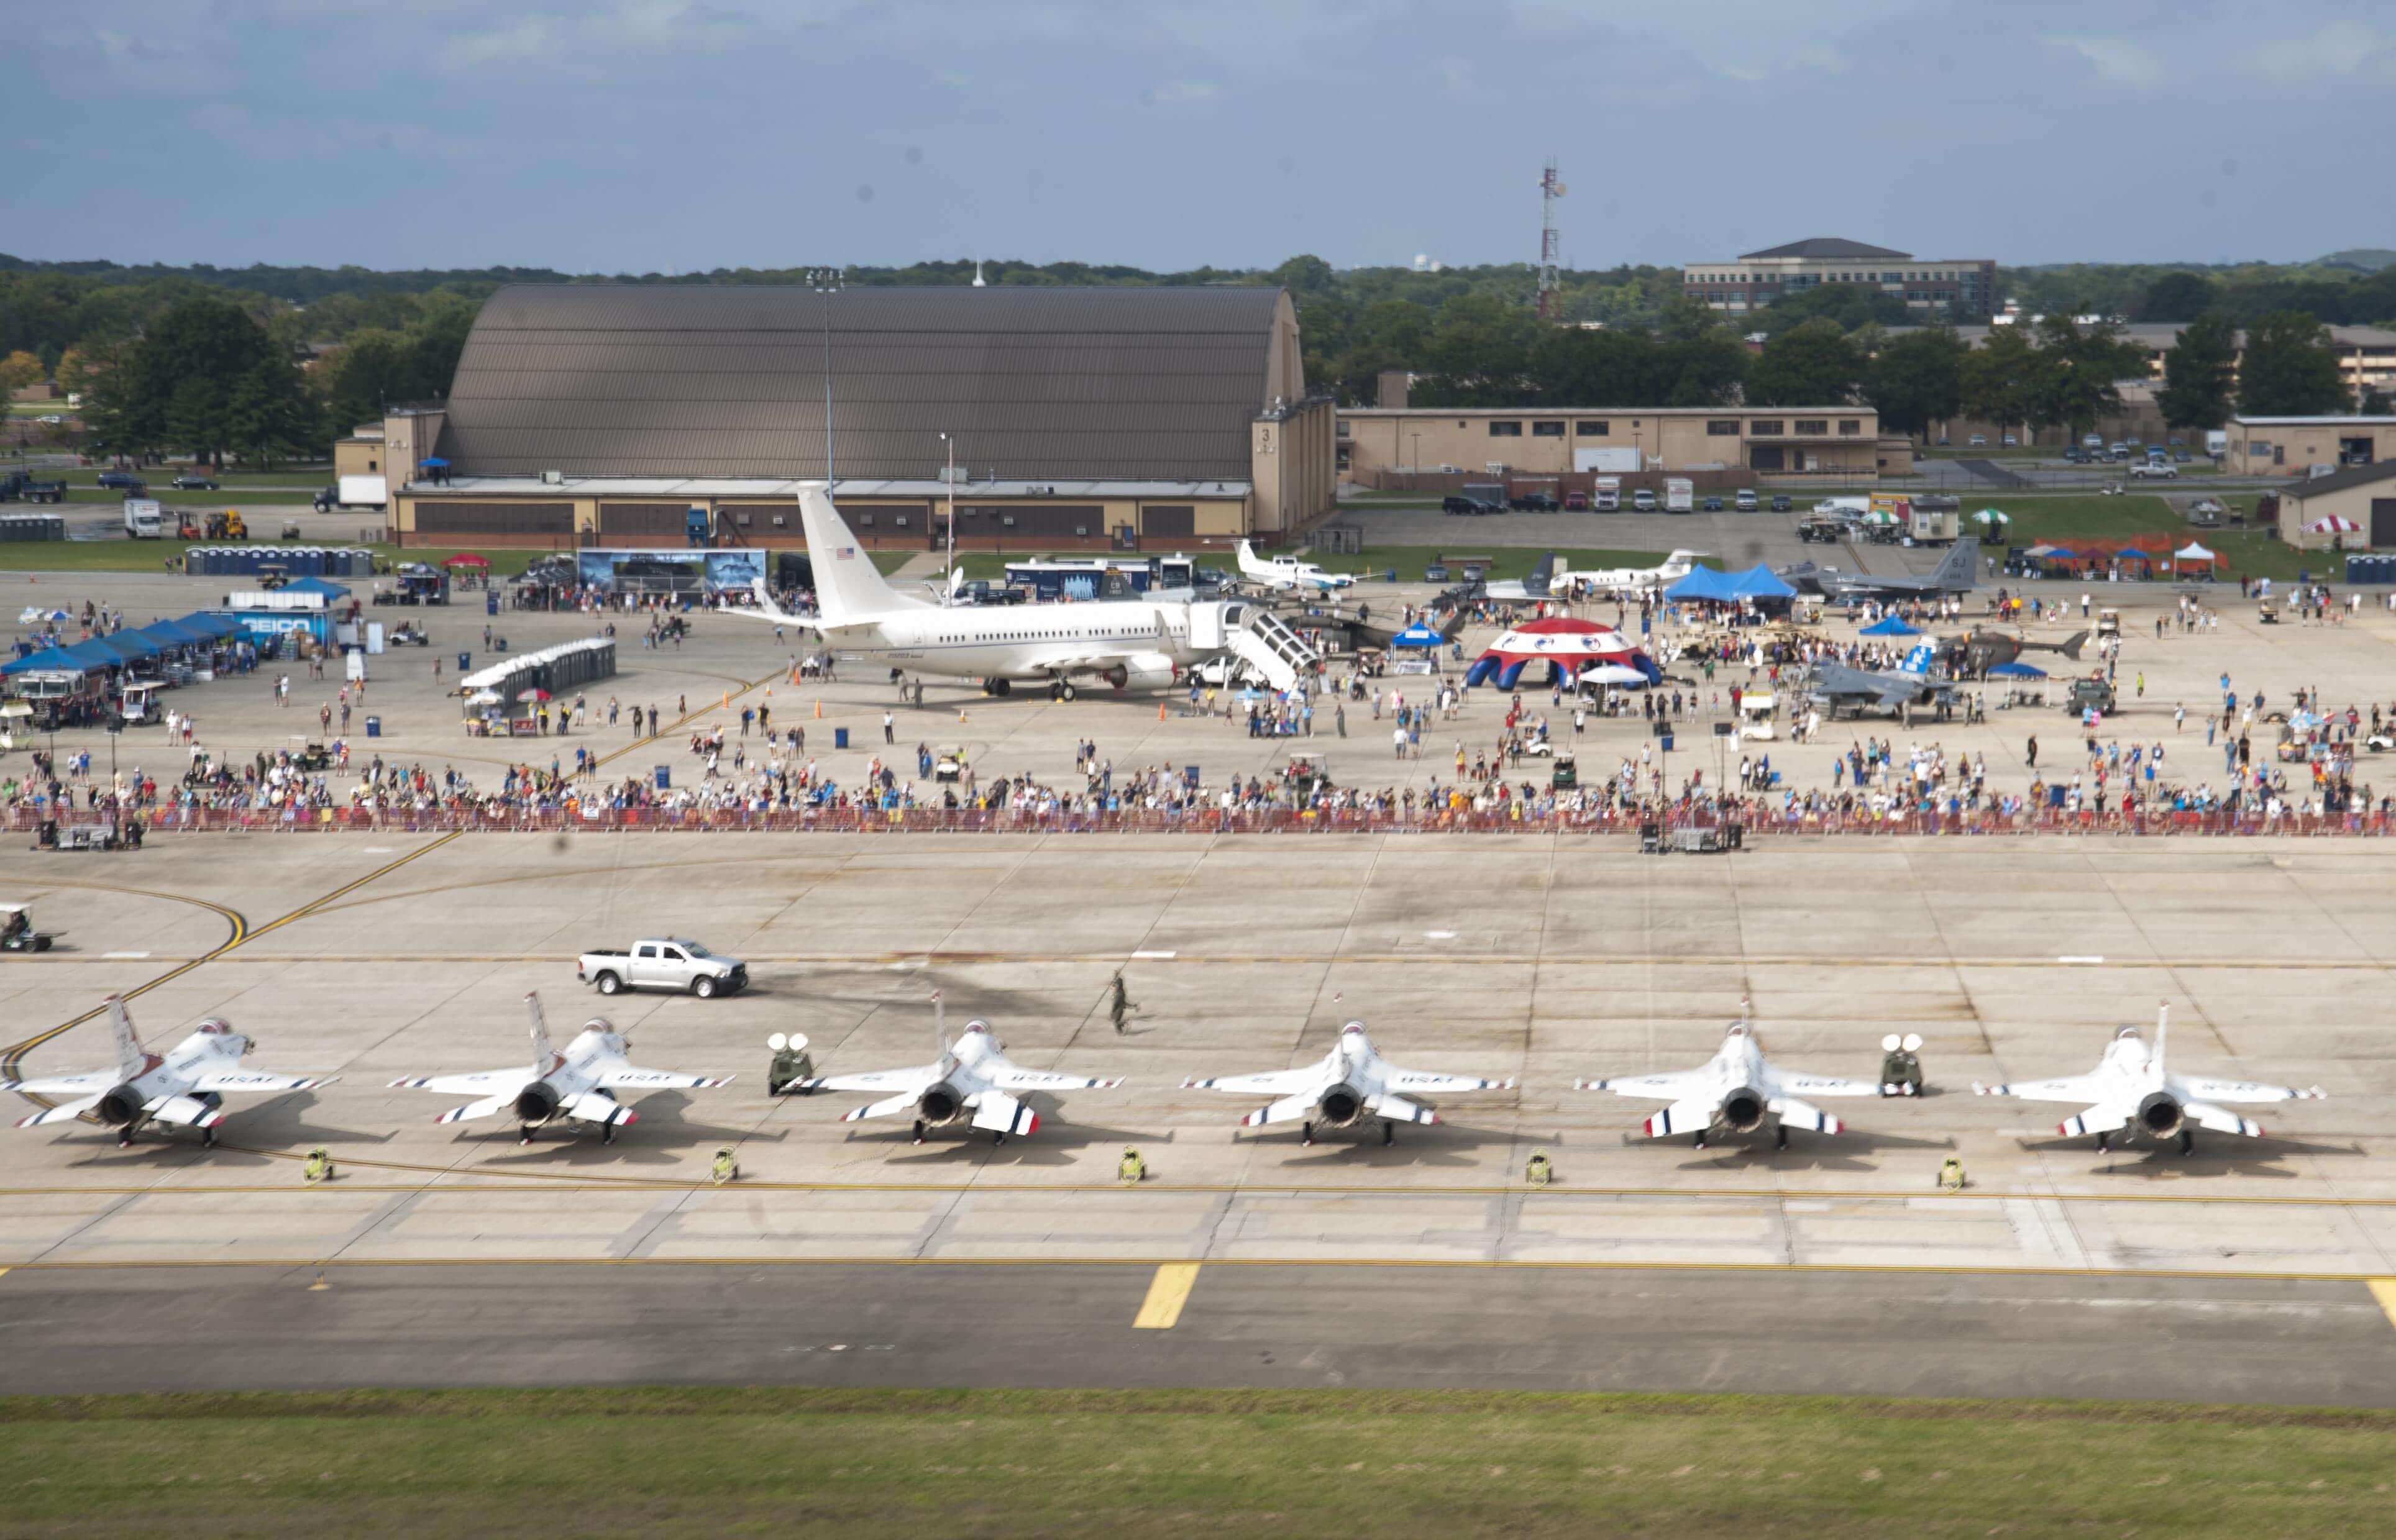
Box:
1578 1018 1893 1150
1555 550 1708 598
3 996 336 1149
792 997 1123 1144
1236 539 1354 593
1974 1005 2325 1155
392 993 732 1145
740 486 1220 699
1185 1020 1514 1147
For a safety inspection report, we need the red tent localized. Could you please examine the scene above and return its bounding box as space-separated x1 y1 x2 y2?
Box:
441 553 491 568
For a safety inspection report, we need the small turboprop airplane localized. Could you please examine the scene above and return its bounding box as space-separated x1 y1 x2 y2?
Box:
1974 1005 2325 1155
391 993 733 1145
792 997 1123 1145
1555 549 1707 598
1184 1019 1514 1146
1237 539 1355 593
1578 1018 1897 1150
2 996 336 1149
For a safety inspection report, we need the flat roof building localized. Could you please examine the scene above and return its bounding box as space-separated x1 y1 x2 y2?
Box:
386 285 1333 552
2223 416 2396 478
1684 239 1997 320
2269 458 2396 549
1337 404 1891 485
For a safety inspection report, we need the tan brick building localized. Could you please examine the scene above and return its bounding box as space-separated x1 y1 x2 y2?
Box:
2225 416 2396 478
1337 404 1888 485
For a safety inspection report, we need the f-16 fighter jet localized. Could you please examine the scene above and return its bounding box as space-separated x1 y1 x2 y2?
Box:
4 996 336 1149
393 992 731 1145
1975 1005 2325 1155
1579 1018 1893 1150
1185 1020 1514 1147
793 996 1123 1145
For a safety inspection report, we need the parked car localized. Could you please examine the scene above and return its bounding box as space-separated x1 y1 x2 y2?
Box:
1562 490 1588 511
1509 492 1558 512
2062 447 2087 463
2173 449 2192 462
1968 433 1987 446
170 474 219 491
577 937 749 998
2107 443 2129 460
2001 434 2018 447
1734 488 1758 511
1632 488 1657 512
2128 462 2178 479
1702 495 1724 512
1442 494 1491 517
1770 494 1793 513
1423 562 1450 583
96 470 146 491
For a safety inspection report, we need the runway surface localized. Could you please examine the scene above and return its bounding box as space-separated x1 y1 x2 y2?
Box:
4 1260 2394 1406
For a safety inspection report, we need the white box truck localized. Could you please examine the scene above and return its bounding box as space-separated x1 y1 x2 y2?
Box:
336 474 388 510
1664 478 1695 514
1593 475 1621 512
122 498 163 539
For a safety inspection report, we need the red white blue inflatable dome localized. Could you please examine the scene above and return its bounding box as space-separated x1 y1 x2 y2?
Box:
1462 616 1662 690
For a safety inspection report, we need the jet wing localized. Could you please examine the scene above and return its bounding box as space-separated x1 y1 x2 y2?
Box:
2182 1101 2267 1137
800 1063 941 1095
562 1092 639 1129
1578 1069 1713 1099
2175 1076 2325 1105
143 1093 226 1129
391 1069 538 1098
1384 1068 1514 1095
597 1066 735 1090
1186 1068 1324 1096
16 1093 105 1128
1637 1095 1719 1138
1366 1093 1437 1125
191 1071 339 1093
1975 1073 2106 1104
1772 1070 1886 1099
0 1070 116 1096
990 1066 1125 1093
970 1091 1040 1137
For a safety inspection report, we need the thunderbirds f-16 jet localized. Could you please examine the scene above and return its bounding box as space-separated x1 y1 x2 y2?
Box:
1974 1005 2325 1154
392 993 732 1145
3 997 336 1149
793 997 1123 1144
1184 1020 1514 1146
1579 1018 1899 1149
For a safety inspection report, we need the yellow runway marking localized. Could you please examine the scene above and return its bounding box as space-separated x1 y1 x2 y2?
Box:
1133 1263 1201 1328
2370 1279 2396 1333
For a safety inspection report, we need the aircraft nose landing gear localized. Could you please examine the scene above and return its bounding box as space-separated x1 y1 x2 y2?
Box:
1381 1121 1394 1146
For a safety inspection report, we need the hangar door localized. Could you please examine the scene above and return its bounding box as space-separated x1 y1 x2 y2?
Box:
2373 498 2396 549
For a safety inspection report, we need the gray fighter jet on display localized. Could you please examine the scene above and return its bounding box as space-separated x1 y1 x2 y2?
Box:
1801 644 1959 720
1780 539 1978 602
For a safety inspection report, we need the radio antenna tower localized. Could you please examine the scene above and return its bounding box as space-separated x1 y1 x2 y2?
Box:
1536 159 1566 321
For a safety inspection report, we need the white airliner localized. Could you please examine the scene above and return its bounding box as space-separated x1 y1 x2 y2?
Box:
1236 539 1354 593
392 993 732 1145
1578 1019 1893 1149
741 486 1231 698
3 996 336 1149
1185 1020 1514 1146
1974 1005 2325 1155
792 998 1123 1144
1557 549 1708 598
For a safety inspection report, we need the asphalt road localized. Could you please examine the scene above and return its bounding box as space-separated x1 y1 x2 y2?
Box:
4 1262 2391 1406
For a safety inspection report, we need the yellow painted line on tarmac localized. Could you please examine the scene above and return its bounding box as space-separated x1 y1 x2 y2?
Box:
1133 1262 1201 1328
5 1177 2390 1211
0 1255 2384 1284
2369 1279 2396 1333
2 833 464 1091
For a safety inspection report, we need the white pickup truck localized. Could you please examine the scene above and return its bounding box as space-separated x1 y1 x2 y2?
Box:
577 939 749 998
2128 461 2178 479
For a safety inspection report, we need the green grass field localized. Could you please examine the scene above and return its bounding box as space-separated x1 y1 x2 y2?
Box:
1963 493 2310 581
0 1387 2387 1538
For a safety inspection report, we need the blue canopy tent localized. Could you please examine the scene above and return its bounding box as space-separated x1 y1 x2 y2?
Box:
1859 616 1922 637
59 639 131 670
283 575 351 599
85 634 159 665
1389 623 1445 650
176 612 244 638
1726 565 1796 600
136 619 209 649
1662 566 1740 603
1 645 91 677
1988 660 2047 678
2114 549 2159 567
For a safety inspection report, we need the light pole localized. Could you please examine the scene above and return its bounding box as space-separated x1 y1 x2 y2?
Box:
939 431 958 590
805 267 843 488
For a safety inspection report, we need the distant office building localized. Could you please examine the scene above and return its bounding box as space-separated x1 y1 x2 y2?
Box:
2225 416 2396 478
1337 404 1895 483
1684 239 1996 319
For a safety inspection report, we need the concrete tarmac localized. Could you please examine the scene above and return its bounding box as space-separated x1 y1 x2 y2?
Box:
3 1260 2392 1406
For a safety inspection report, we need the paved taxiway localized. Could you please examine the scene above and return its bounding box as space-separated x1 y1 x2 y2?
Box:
3 1261 2393 1406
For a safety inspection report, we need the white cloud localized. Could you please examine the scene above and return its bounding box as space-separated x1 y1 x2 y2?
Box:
444 17 556 66
2251 21 2396 85
2042 34 2164 89
1145 80 1219 104
1511 0 1920 79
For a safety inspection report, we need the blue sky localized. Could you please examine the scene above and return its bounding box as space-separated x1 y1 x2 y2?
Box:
10 1 2390 272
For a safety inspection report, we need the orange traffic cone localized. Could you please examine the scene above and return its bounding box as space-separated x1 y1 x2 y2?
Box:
1158 701 1167 721
813 700 823 719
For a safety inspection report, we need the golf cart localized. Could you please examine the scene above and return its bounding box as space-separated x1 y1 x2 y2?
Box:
2257 599 2280 624
1739 690 1778 741
1281 752 1333 798
0 902 53 952
2094 609 2121 641
116 681 162 727
293 740 334 772
933 747 968 784
1550 752 1578 790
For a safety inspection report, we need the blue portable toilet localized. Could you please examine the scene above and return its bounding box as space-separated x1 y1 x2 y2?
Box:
834 727 850 749
457 652 471 672
365 715 380 739
485 592 498 616
654 765 671 790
